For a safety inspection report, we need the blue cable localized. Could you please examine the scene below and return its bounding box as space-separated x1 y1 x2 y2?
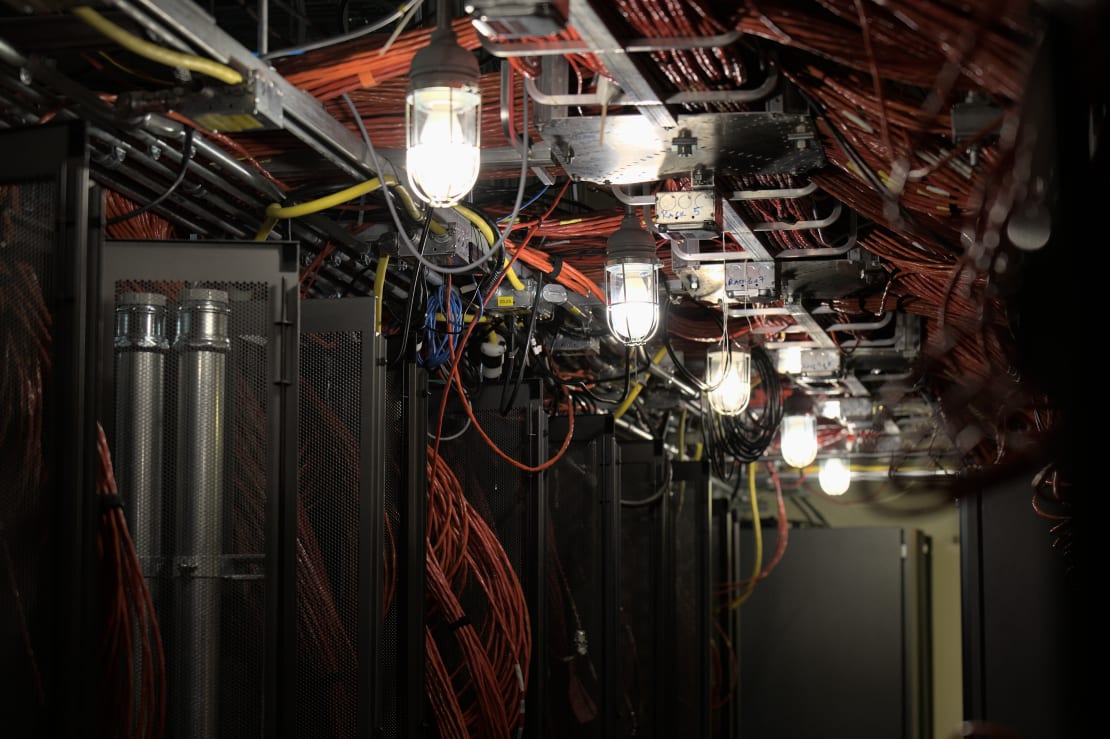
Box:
420 284 464 369
498 185 549 223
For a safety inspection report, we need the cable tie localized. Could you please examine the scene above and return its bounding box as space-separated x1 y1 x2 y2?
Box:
99 493 125 512
446 615 471 632
548 255 564 282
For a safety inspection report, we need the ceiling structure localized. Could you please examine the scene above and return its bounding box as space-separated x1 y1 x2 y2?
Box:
0 0 1095 500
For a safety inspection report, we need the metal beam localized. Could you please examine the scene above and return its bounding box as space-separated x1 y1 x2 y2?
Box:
567 0 677 129
111 0 389 182
720 199 773 260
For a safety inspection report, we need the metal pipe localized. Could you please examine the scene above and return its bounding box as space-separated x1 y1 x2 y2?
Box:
611 183 655 206
173 288 231 739
524 67 777 107
750 202 843 232
114 292 170 577
730 182 819 201
114 291 169 732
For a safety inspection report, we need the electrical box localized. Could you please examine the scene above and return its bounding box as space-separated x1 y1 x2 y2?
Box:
180 74 284 132
654 190 717 237
724 261 776 300
466 1 568 39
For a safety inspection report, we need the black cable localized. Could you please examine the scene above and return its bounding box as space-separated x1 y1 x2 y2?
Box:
106 128 195 226
702 345 783 477
387 212 434 367
795 495 830 527
499 272 544 415
659 280 718 392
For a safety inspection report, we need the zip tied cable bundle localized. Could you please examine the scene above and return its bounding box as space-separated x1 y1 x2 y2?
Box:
425 447 530 738
96 423 168 739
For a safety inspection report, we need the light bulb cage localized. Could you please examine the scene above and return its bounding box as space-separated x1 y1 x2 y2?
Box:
605 214 662 346
779 391 818 468
705 345 752 415
405 24 482 207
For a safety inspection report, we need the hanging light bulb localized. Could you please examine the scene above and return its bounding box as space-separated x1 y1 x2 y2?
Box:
818 456 852 495
605 213 661 346
406 20 481 207
705 345 751 415
780 392 818 469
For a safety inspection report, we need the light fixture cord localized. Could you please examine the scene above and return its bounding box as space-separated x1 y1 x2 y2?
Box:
437 0 449 28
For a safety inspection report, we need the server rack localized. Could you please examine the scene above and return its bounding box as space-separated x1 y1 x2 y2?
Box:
544 414 621 737
436 379 548 736
0 121 100 738
97 238 299 739
618 445 712 739
710 494 742 738
297 297 427 738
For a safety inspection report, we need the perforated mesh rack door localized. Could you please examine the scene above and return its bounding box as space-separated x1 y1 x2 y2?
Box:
668 461 712 737
544 414 621 738
618 448 712 739
98 240 298 739
0 121 100 739
710 496 741 738
297 298 427 738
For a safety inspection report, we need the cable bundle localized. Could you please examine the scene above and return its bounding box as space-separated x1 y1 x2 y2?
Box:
95 423 167 739
613 0 752 104
701 346 783 476
105 190 178 241
277 17 481 101
425 448 531 738
0 250 52 713
0 256 51 526
422 283 464 370
735 0 1036 99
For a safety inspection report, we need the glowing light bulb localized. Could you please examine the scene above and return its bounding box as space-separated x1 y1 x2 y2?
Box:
605 214 661 346
706 347 751 415
405 84 481 207
606 261 659 345
818 457 852 495
780 392 818 468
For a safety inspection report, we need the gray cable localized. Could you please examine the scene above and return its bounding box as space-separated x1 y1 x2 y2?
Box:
260 0 420 60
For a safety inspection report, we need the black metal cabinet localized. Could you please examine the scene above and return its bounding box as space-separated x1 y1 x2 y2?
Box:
738 526 932 739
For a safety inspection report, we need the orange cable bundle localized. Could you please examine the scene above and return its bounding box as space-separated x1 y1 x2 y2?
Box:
424 448 531 737
104 190 178 241
95 423 167 739
278 18 481 101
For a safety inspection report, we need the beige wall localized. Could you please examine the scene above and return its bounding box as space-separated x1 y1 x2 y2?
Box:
800 480 963 739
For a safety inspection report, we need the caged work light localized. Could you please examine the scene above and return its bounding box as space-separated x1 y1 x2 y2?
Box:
818 432 852 495
818 456 852 496
605 213 662 346
779 391 818 469
405 11 481 207
705 345 752 415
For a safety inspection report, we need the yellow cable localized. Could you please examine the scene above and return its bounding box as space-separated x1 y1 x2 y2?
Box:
677 406 687 461
266 177 389 219
373 255 389 335
452 204 495 245
452 204 526 291
613 347 668 419
254 216 278 241
254 175 433 240
729 464 763 609
435 312 485 324
73 7 243 85
693 442 703 462
501 257 526 292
